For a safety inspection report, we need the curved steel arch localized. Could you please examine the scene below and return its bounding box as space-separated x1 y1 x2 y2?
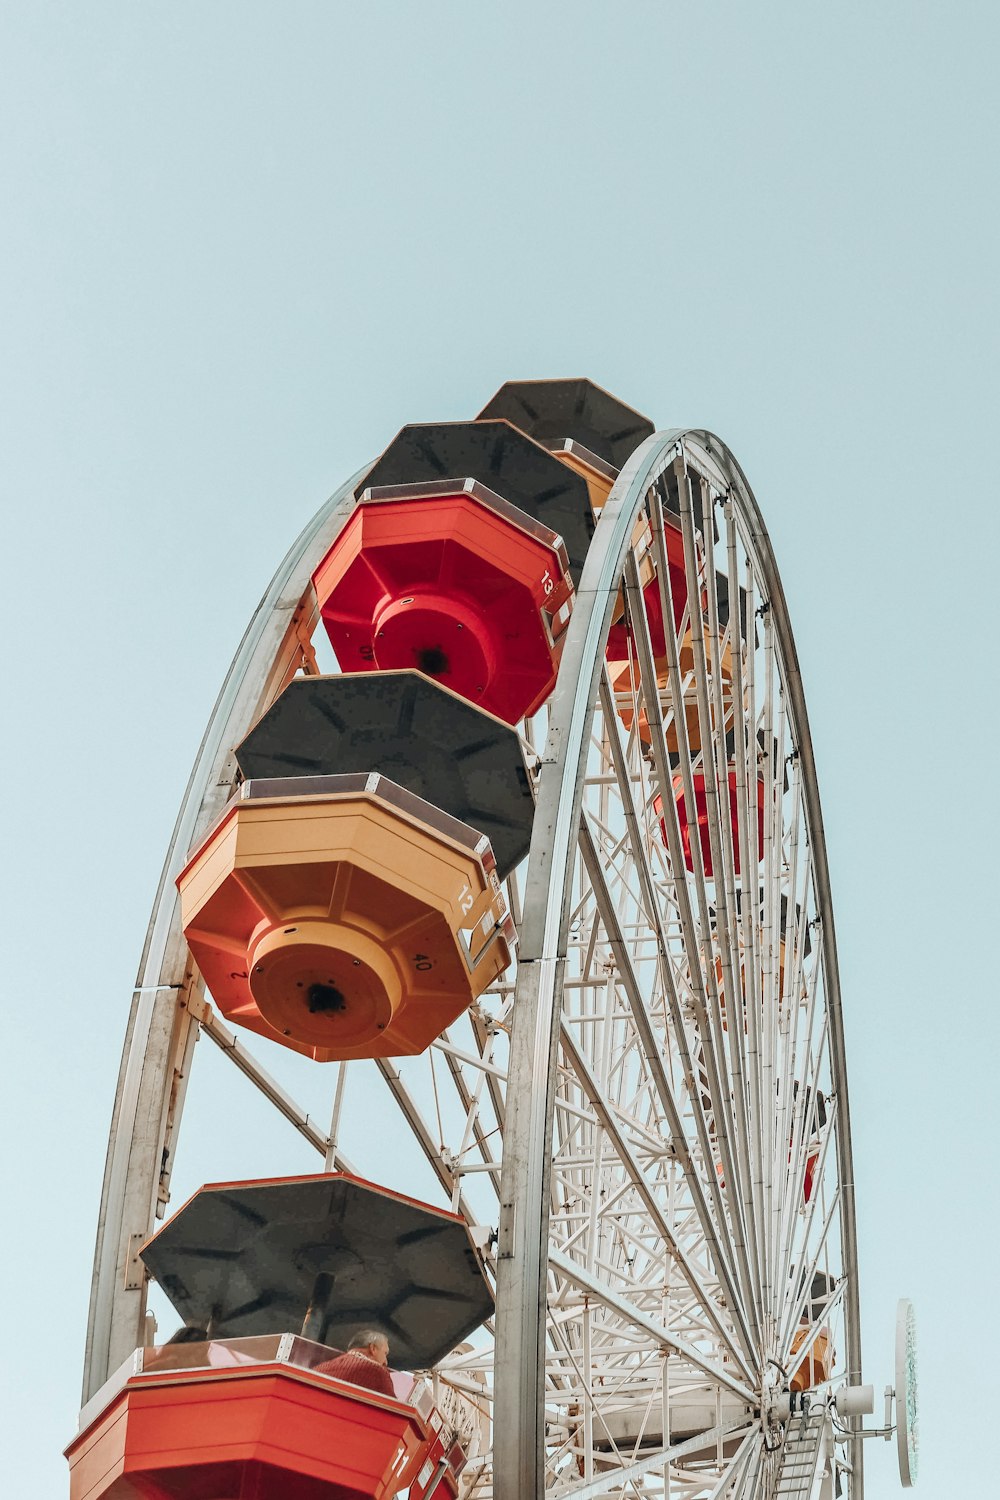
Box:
82 468 363 1401
492 429 861 1498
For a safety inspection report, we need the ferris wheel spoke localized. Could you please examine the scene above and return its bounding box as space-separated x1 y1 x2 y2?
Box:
695 481 760 1293
778 1007 832 1283
617 572 739 1237
783 1277 845 1389
373 1057 478 1222
558 1025 755 1384
770 774 808 1290
435 1026 504 1197
726 545 770 1342
577 819 755 1362
192 996 345 1164
753 596 777 1332
777 1111 841 1359
597 670 663 921
690 1427 763 1500
771 1015 818 1303
735 1436 770 1500
674 473 765 1318
558 1420 759 1500
627 535 760 1347
772 969 828 1306
549 1250 755 1405
761 632 788 1324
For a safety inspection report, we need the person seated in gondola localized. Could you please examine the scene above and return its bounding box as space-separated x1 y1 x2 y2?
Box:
314 1329 395 1397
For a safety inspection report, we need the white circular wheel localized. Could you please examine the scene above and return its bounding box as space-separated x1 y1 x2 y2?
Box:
82 427 863 1500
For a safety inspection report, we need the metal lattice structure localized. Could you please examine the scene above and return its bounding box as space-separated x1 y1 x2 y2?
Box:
82 427 862 1500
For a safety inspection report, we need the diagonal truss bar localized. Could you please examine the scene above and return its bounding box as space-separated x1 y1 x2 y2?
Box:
577 818 755 1368
192 995 347 1165
558 1021 755 1386
375 1058 477 1227
558 1421 759 1500
549 1250 755 1404
623 543 759 1343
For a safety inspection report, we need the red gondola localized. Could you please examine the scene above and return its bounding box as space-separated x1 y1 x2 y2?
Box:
313 480 574 725
66 1353 435 1500
656 773 766 878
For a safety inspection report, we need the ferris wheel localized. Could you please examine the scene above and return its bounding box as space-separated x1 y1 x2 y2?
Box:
73 381 914 1500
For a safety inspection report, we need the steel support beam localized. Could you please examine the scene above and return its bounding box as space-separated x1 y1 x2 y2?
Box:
81 469 362 1400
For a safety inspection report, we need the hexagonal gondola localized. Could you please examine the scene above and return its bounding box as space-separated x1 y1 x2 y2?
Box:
177 772 513 1061
312 481 573 723
140 1173 493 1364
477 376 654 472
235 671 534 882
477 376 654 510
353 420 594 582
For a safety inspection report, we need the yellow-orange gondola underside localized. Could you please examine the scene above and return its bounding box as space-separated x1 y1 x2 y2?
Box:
178 785 512 1062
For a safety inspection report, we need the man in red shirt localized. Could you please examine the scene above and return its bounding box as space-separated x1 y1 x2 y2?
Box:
315 1329 395 1397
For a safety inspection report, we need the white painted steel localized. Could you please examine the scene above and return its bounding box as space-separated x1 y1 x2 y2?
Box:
834 1386 874 1419
81 468 362 1400
83 427 863 1500
491 431 862 1499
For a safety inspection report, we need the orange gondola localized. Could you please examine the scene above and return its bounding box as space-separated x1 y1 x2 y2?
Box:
177 774 512 1061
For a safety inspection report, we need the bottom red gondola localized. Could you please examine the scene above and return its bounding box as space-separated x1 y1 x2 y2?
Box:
67 1338 458 1500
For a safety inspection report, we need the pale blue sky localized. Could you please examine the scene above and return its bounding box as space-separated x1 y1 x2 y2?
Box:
2 3 997 1493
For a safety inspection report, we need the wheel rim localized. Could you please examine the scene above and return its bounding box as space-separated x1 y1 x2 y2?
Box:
493 429 861 1498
